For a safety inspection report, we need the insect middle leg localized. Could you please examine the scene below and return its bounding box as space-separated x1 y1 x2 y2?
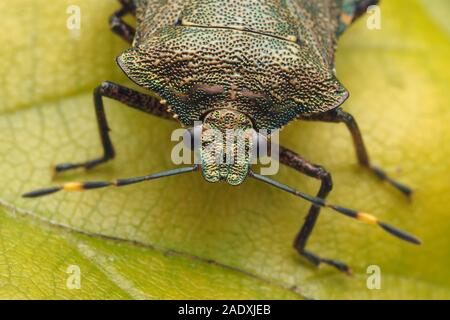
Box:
54 81 172 174
299 108 412 197
118 0 137 12
110 0 137 44
279 146 350 273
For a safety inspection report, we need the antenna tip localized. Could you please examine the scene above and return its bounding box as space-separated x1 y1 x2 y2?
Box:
378 221 422 245
22 186 62 198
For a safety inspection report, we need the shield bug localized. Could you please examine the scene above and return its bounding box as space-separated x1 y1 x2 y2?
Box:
23 0 420 274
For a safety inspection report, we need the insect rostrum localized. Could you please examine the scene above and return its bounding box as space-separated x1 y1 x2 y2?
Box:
23 0 420 274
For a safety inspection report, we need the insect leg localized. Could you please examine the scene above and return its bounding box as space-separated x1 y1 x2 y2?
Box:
279 146 350 273
299 108 412 197
54 81 172 174
118 0 137 14
110 1 136 44
250 170 420 274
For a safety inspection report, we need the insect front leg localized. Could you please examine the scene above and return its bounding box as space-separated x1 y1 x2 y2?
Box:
109 0 137 44
118 0 137 13
279 146 350 273
54 81 172 175
299 108 412 197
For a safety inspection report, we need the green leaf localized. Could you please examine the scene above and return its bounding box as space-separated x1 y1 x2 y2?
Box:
0 0 449 299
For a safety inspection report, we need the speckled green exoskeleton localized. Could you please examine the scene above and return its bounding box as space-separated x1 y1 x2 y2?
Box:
24 0 421 273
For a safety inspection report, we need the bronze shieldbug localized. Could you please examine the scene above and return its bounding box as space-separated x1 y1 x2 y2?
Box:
23 0 420 274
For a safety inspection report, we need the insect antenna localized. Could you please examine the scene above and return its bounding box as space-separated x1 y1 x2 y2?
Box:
22 166 199 198
249 171 421 245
